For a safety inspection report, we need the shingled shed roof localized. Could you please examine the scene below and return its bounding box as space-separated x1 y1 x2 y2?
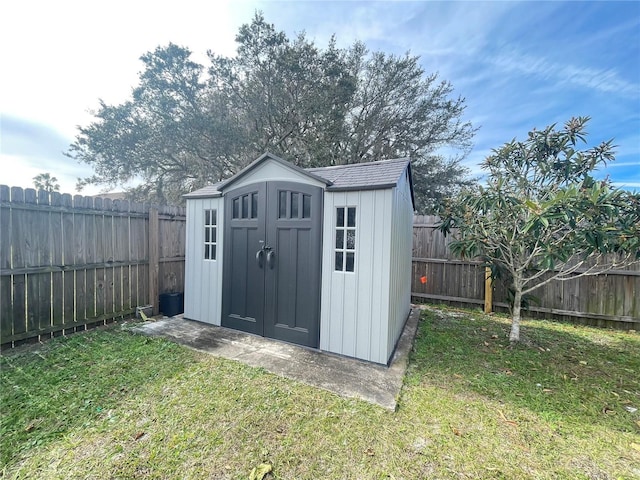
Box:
308 158 411 191
184 155 414 207
183 182 224 199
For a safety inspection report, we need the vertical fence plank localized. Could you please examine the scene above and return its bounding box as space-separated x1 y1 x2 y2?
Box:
0 186 12 343
105 266 115 321
61 193 75 329
149 207 159 315
10 188 26 340
37 190 52 336
129 202 143 308
23 189 40 334
50 192 64 334
85 197 97 320
74 195 88 325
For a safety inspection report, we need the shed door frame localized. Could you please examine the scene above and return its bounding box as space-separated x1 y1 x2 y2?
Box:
221 181 323 348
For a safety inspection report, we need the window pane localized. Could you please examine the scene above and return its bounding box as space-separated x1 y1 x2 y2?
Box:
232 198 239 219
291 192 299 218
204 244 210 260
335 229 344 249
335 251 344 271
346 252 355 272
279 191 287 218
205 210 210 225
212 227 216 242
212 209 217 225
205 228 210 243
347 207 356 227
242 195 249 218
251 193 258 218
302 195 311 218
212 245 216 260
346 229 355 249
336 207 344 227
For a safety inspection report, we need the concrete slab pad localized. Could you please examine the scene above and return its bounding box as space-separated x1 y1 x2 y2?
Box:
134 307 421 410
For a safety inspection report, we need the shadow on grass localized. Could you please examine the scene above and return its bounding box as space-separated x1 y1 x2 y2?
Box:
0 323 197 468
406 307 640 435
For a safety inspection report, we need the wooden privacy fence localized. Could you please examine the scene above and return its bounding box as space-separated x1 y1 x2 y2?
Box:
411 215 640 329
2 195 638 347
0 186 185 347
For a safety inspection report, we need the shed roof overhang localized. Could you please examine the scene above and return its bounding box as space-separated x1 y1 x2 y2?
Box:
184 154 415 209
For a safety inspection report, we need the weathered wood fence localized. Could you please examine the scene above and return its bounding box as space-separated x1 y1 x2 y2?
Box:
2 197 638 347
412 215 640 329
0 186 185 347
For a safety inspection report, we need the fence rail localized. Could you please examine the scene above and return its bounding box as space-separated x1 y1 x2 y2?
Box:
411 215 640 329
0 185 185 347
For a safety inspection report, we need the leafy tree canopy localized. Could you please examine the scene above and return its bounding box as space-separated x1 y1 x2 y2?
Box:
68 13 476 209
33 172 60 192
439 117 640 342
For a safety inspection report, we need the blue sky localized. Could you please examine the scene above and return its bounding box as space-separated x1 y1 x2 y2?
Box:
1 1 638 194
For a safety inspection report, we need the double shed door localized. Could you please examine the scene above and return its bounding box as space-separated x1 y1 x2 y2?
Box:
221 181 322 348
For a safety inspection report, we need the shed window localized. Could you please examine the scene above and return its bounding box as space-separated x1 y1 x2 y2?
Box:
204 209 217 260
335 207 356 272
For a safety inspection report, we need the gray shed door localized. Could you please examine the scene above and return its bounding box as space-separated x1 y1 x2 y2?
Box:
221 181 322 348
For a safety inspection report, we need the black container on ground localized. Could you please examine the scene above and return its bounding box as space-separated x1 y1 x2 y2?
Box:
159 292 184 317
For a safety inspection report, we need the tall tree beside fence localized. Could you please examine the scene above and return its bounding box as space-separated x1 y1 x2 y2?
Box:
0 186 185 347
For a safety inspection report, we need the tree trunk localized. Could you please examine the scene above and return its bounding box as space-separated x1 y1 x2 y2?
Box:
509 287 522 342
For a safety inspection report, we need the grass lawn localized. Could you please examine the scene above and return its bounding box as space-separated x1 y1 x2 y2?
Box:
1 307 639 479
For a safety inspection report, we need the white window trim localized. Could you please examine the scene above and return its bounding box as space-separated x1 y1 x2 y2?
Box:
334 206 356 273
204 209 217 261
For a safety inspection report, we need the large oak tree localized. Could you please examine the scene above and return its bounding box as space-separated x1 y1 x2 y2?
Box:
68 13 475 208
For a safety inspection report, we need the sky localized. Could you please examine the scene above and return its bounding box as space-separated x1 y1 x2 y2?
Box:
1 0 638 196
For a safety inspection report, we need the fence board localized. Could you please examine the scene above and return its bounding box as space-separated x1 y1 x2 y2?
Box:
0 187 12 341
122 265 131 311
12 274 26 337
106 266 115 318
95 267 106 318
0 275 12 342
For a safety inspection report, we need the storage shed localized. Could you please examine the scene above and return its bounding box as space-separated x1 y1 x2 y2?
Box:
183 153 414 364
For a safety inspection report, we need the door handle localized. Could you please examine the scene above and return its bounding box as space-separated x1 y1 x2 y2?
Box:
256 249 264 268
266 249 275 269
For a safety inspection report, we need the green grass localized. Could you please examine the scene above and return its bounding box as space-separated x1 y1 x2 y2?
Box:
1 309 639 479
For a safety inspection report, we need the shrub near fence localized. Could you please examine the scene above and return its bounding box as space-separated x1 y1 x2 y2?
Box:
0 186 185 347
411 215 640 329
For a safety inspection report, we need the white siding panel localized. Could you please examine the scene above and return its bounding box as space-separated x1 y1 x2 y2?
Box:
386 171 414 355
375 189 393 363
184 197 223 325
355 190 373 361
184 199 199 320
320 188 393 364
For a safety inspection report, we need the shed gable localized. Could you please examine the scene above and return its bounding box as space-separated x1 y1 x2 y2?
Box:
219 152 330 192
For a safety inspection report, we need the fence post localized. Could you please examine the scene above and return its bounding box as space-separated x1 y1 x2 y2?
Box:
149 207 159 316
484 266 493 314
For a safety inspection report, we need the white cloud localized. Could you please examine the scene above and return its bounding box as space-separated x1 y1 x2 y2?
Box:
487 50 637 97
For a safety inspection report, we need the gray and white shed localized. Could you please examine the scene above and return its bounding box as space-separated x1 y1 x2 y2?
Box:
183 153 414 364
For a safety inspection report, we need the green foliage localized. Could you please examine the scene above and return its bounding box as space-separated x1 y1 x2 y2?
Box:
67 13 475 209
439 117 640 340
32 173 59 192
